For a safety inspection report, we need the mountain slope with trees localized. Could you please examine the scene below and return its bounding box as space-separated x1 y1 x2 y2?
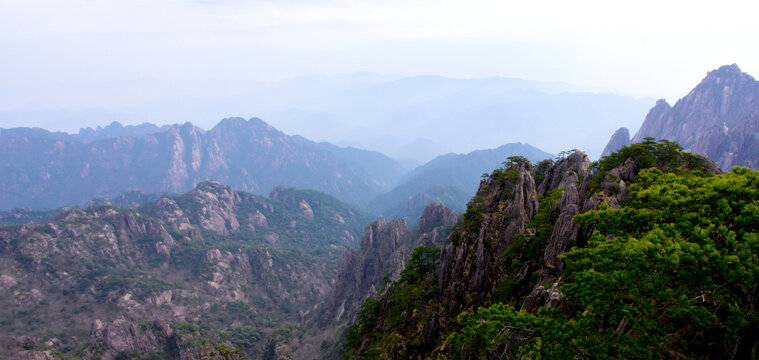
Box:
0 181 374 359
342 140 757 359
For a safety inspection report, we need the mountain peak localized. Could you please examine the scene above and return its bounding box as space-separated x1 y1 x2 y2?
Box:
717 63 741 73
600 127 630 158
628 64 759 169
703 63 755 84
194 180 231 194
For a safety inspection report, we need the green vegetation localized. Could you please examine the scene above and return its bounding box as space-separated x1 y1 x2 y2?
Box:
590 138 707 191
343 246 442 359
0 182 372 358
494 187 565 304
448 167 759 358
456 158 529 243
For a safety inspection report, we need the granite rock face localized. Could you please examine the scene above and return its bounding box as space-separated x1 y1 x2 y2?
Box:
438 162 539 313
600 127 631 158
306 204 458 359
319 204 459 327
624 64 759 169
538 150 591 273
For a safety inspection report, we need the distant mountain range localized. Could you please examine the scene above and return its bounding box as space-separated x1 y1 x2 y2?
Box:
0 73 653 163
602 64 759 170
1 116 559 223
0 117 407 210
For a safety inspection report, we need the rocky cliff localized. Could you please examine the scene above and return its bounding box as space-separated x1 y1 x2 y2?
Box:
294 204 459 359
0 117 407 210
0 181 373 359
613 64 759 169
600 127 630 158
342 142 722 359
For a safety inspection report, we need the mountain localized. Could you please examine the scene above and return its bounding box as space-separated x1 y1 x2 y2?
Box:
0 181 373 359
0 117 407 210
600 126 631 157
604 64 759 169
1 74 652 163
342 141 742 359
294 204 459 359
0 121 171 143
76 121 173 142
367 143 554 225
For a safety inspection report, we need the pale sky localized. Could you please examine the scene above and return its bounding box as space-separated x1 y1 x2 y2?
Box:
1 0 758 128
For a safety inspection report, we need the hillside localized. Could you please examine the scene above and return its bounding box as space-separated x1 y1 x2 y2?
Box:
342 140 759 359
0 181 373 359
0 117 407 210
296 204 460 359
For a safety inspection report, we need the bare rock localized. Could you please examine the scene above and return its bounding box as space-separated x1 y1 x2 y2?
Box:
299 200 314 219
416 203 460 233
632 64 759 170
248 210 268 227
601 127 631 158
0 274 17 289
439 162 539 310
16 289 43 305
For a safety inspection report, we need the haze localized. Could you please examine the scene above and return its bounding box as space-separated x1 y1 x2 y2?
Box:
2 0 758 160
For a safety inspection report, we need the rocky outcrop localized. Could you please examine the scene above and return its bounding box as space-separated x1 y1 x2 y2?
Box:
626 64 759 169
0 181 373 359
307 204 458 358
318 216 413 327
600 127 631 158
367 143 554 224
438 162 538 312
181 181 241 234
344 144 727 360
538 150 591 273
88 318 173 359
416 203 459 233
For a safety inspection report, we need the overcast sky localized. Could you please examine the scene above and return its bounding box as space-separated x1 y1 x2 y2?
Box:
1 0 758 127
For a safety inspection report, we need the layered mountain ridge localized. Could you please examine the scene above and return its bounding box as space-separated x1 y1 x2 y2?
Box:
0 117 407 210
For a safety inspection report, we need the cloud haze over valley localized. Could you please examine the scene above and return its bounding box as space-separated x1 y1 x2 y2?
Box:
3 0 758 161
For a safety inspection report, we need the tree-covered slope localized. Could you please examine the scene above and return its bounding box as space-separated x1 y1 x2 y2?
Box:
343 141 752 359
451 166 759 358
